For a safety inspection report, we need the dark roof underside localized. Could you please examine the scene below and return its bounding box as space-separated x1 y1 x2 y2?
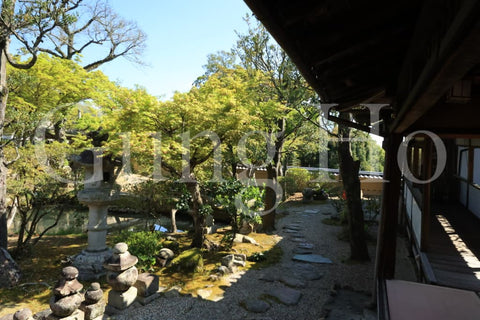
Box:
245 0 480 136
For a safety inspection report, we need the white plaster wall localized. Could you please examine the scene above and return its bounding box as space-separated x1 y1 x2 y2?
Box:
468 185 480 219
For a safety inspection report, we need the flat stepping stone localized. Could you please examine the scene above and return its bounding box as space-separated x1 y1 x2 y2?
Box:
297 242 314 249
264 287 302 306
283 225 301 230
284 229 299 234
242 299 271 313
279 276 307 288
292 264 325 280
292 254 332 264
259 273 278 282
293 247 313 254
291 237 307 243
304 209 320 214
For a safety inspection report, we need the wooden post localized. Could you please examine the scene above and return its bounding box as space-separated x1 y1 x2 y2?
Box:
421 139 432 251
375 134 403 280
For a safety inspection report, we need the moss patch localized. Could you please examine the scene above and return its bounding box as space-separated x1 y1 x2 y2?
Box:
169 248 204 273
0 235 87 317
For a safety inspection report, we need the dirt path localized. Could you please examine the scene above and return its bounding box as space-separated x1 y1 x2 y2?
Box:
117 200 383 320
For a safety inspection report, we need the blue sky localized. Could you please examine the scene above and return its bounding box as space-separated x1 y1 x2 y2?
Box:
98 1 252 99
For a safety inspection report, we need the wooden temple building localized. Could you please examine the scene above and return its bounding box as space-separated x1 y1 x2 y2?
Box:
244 0 480 319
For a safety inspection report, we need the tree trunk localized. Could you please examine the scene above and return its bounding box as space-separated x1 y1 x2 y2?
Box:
0 34 9 250
6 197 17 228
338 115 369 261
170 208 177 233
262 163 277 230
185 179 206 248
261 118 285 231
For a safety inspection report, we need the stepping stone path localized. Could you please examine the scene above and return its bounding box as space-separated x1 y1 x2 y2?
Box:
264 287 302 306
239 204 334 317
293 254 333 264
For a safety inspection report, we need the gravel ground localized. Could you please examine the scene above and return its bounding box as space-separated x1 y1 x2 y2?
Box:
115 200 408 320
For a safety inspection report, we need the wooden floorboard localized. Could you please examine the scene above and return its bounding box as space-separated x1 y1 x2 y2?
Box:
424 202 480 292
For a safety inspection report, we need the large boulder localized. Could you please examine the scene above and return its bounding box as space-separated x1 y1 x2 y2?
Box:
0 248 21 288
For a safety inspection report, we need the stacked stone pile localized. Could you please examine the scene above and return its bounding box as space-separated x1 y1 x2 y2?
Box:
48 267 84 320
104 243 139 314
79 283 105 320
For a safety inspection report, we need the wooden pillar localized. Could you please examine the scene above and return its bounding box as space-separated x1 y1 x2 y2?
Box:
375 133 403 280
421 139 432 251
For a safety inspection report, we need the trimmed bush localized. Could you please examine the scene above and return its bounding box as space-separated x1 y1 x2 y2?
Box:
113 231 163 271
284 168 312 195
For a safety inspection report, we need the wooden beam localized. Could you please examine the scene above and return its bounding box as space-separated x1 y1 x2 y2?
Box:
393 2 480 133
375 134 403 280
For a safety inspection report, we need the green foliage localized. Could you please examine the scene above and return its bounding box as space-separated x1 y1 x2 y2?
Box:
203 179 263 245
113 231 163 272
327 130 385 172
199 204 213 217
118 180 188 219
283 168 312 195
363 196 381 221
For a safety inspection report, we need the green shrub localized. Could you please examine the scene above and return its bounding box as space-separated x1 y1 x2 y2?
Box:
113 231 163 271
284 168 312 195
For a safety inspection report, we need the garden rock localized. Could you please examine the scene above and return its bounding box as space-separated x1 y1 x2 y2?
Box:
302 188 314 202
279 276 307 288
217 265 232 275
221 254 246 269
0 247 21 288
242 235 257 245
0 314 13 320
157 248 175 267
106 266 138 291
80 282 105 320
292 254 332 264
49 293 83 318
292 264 325 281
107 286 138 312
135 273 160 298
33 310 51 320
14 308 33 320
239 221 254 235
264 286 302 305
241 299 271 313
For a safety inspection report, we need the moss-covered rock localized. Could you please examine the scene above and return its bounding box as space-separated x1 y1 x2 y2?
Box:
169 248 203 273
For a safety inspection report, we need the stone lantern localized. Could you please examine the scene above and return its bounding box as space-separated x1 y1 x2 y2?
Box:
72 149 121 281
